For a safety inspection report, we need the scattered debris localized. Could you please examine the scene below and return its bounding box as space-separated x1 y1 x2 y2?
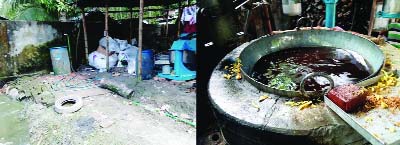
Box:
258 95 269 102
389 127 396 133
285 101 315 110
372 133 381 139
365 116 373 123
161 105 171 112
223 58 242 80
112 72 121 77
362 95 400 112
164 112 196 127
223 74 232 79
0 71 196 144
7 88 19 99
251 100 260 112
180 113 191 120
99 120 114 128
153 76 166 81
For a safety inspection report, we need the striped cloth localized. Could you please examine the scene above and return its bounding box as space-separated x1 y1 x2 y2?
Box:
388 23 400 48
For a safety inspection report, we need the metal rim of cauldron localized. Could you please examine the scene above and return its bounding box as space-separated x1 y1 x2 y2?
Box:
240 29 385 98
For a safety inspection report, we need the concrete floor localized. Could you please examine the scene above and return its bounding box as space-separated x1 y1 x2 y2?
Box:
0 72 196 145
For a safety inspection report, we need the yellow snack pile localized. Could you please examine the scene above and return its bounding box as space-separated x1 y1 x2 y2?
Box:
223 58 242 80
285 101 316 110
367 70 399 94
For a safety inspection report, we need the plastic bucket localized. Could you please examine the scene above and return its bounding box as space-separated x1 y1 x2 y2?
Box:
50 46 71 75
162 65 171 74
141 49 154 80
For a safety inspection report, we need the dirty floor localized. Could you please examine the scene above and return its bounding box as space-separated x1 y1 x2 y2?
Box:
0 72 196 145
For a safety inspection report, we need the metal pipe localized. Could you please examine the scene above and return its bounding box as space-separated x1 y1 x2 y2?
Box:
323 0 338 28
81 8 89 63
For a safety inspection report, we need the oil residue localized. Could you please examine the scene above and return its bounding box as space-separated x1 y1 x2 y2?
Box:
251 47 372 91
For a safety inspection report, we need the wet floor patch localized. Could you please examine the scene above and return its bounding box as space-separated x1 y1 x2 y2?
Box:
0 95 29 145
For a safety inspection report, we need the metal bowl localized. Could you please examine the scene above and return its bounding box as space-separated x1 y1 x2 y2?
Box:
239 30 385 97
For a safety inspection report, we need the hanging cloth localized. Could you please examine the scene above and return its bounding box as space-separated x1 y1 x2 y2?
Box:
388 23 400 48
181 5 198 25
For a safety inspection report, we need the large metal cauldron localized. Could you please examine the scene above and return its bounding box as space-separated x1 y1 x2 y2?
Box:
240 29 385 97
208 29 385 145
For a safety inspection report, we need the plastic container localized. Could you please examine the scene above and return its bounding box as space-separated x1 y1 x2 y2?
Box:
141 49 154 80
49 46 71 75
373 2 389 31
162 65 171 74
383 0 400 14
282 0 302 16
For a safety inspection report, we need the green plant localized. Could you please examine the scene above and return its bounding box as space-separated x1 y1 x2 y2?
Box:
0 0 77 20
55 0 73 13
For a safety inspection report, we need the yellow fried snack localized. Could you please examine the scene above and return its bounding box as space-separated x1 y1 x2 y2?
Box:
223 58 243 80
285 101 314 110
258 95 269 102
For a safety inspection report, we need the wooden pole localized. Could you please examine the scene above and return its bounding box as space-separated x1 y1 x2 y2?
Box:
81 8 89 63
129 7 133 43
263 5 273 34
138 0 144 80
165 5 169 37
177 1 182 37
105 6 109 71
368 0 377 36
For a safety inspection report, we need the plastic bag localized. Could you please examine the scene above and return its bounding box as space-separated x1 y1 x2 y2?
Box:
99 37 120 52
117 45 138 74
88 51 118 70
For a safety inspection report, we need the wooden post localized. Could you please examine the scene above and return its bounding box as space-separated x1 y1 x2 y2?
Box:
165 5 169 37
263 5 273 34
105 6 109 71
129 7 133 43
81 8 89 63
177 1 182 37
368 0 378 36
138 0 144 80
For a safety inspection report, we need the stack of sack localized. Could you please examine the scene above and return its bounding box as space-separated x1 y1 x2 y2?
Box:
88 36 138 74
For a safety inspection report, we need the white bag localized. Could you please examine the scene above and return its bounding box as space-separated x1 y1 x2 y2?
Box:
117 45 138 74
88 51 118 70
99 37 120 52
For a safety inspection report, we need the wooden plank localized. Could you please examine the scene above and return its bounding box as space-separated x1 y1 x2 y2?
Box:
325 44 400 145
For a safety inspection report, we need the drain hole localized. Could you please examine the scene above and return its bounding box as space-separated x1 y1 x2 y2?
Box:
62 99 76 107
211 133 220 141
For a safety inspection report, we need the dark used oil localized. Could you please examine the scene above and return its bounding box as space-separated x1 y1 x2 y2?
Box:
251 47 372 91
